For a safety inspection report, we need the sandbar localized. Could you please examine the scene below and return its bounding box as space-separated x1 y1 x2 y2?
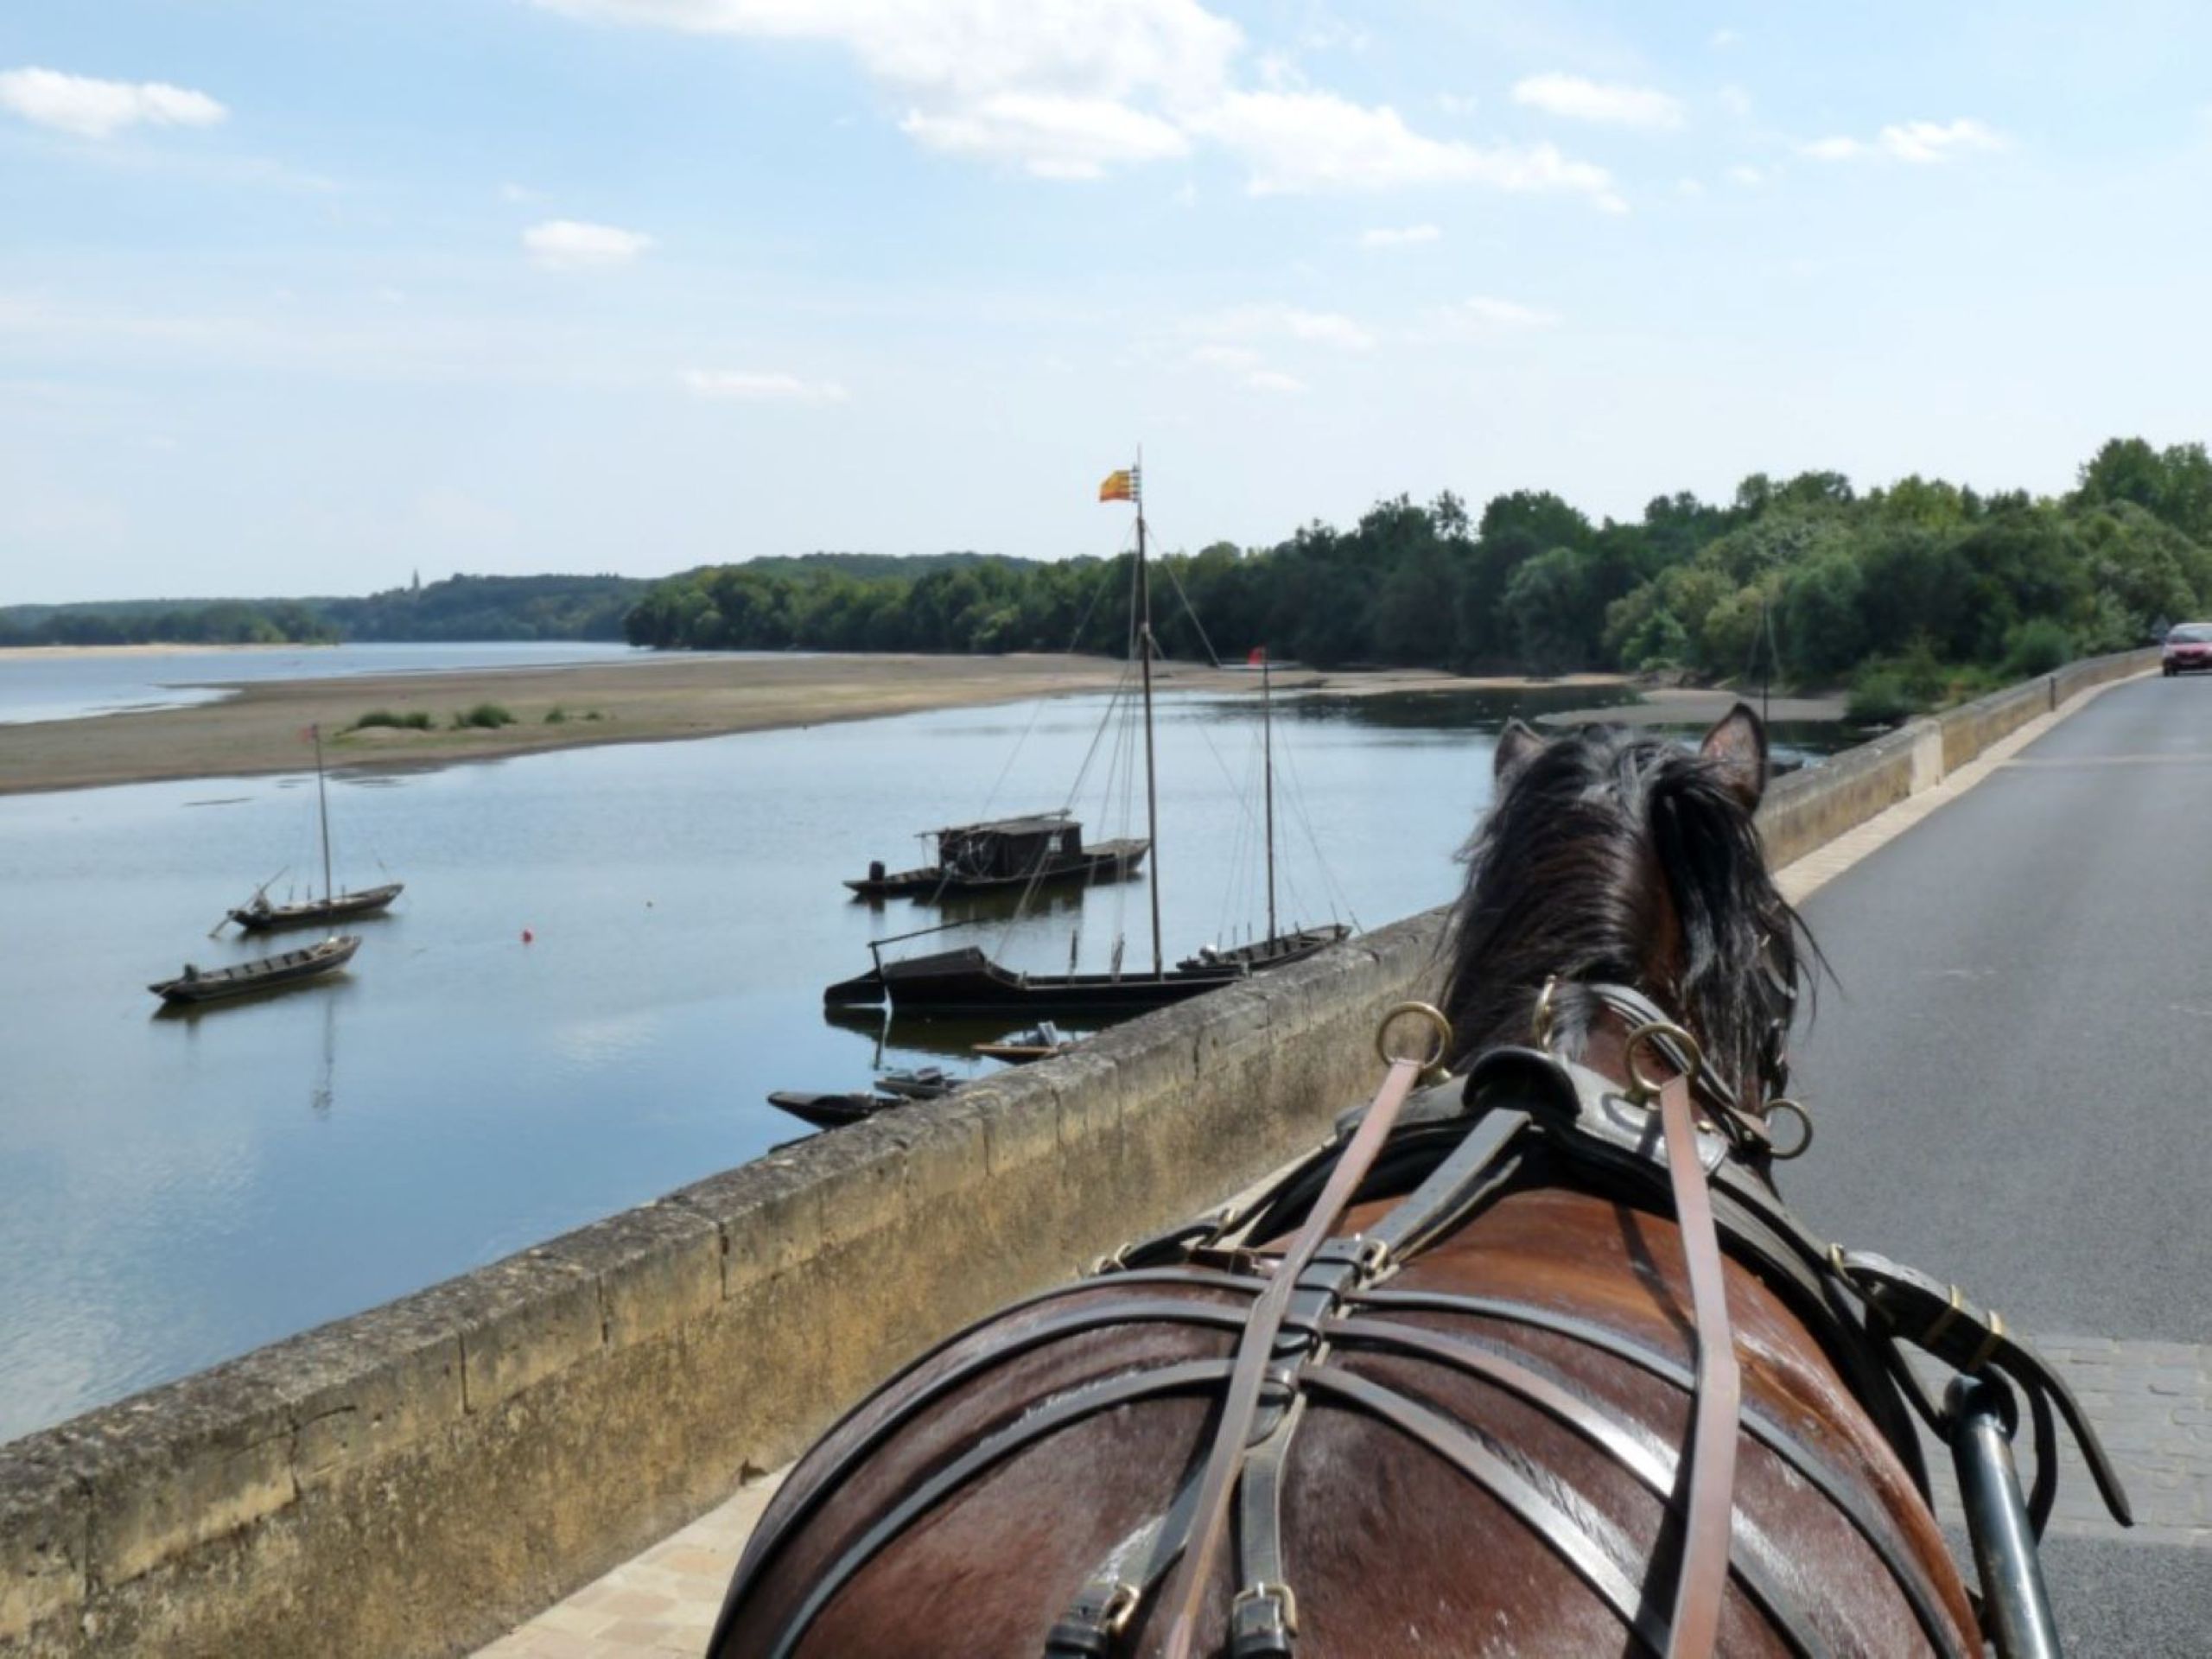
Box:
0 653 1637 796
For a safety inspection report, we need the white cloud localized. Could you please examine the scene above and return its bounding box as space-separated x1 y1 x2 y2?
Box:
0 67 226 140
500 181 548 204
682 368 849 404
1195 89 1615 200
533 1 1611 203
1435 92 1478 117
1802 118 2006 164
1433 294 1559 334
1676 177 1705 197
1878 117 2006 162
523 219 655 269
1191 302 1374 350
1710 28 1740 49
1187 343 1303 393
1510 73 1684 131
900 92 1186 178
1360 223 1440 248
1727 163 1767 186
1717 84 1752 119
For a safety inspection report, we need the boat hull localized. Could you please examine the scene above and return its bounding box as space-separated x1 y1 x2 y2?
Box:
830 924 1349 1017
230 882 404 932
766 1090 905 1130
149 936 362 1005
844 842 1147 899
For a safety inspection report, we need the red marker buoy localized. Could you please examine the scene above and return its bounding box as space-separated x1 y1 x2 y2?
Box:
521 928 534 944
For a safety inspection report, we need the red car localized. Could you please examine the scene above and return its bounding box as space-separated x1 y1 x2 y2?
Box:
2165 623 2212 676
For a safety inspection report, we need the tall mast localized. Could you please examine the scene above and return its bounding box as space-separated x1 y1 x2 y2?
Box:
1133 455 1163 978
1262 646 1276 942
313 723 333 908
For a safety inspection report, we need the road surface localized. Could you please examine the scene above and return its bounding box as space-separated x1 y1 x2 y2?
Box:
1787 672 2212 1652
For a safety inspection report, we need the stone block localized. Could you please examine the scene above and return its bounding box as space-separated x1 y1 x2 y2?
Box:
237 1295 465 1488
0 1433 92 1640
549 1202 723 1354
70 1363 298 1590
416 1252 603 1414
669 1157 825 1298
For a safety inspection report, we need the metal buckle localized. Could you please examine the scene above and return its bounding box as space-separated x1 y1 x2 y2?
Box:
1967 1310 2007 1374
1923 1284 1967 1351
1097 1581 1140 1637
1231 1581 1299 1634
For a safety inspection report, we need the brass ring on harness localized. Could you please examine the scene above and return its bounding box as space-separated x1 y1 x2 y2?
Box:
1375 1001 1453 1085
1621 1020 1704 1107
1763 1096 1815 1160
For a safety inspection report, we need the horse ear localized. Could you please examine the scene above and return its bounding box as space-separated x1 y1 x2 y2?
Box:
1700 702 1769 809
1494 719 1546 785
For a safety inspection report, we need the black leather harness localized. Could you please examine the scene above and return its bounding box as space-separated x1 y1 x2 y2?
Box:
710 1025 2132 1659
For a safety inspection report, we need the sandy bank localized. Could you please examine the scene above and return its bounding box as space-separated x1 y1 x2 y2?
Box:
0 653 1656 797
1535 685 1847 728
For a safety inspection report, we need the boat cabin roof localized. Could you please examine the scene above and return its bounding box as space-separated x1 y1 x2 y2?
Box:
934 810 1075 840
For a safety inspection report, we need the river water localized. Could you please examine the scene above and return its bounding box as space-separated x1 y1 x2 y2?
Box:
0 677 1842 1443
0 641 648 725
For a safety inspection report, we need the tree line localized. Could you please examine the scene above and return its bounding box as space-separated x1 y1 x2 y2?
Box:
2 574 647 649
0 600 340 648
623 438 2212 715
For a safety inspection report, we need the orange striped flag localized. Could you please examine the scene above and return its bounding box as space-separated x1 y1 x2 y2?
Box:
1098 468 1136 503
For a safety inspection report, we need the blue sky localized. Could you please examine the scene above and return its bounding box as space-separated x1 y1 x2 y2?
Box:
6 1 2212 602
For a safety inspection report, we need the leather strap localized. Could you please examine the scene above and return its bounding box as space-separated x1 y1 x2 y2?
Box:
1657 1071 1741 1658
1156 1054 1427 1659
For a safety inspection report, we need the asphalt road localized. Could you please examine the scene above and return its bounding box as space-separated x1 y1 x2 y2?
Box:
1783 673 2212 1652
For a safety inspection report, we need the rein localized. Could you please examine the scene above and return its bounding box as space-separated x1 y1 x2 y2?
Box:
1155 1011 1445 1659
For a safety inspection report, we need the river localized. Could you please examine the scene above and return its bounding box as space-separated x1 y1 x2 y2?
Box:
0 641 648 725
0 678 1845 1442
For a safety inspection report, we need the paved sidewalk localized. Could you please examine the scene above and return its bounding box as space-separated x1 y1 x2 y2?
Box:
474 1473 784 1658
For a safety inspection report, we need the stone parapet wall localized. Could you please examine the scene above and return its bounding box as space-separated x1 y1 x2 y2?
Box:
0 647 2156 1658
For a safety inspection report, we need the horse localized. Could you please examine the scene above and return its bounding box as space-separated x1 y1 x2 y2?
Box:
709 705 2122 1657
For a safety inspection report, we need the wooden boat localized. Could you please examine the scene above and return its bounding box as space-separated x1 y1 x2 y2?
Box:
845 814 1147 899
828 464 1348 1019
1177 924 1351 973
874 1066 957 1100
231 880 404 932
149 935 361 1005
973 1022 1075 1063
765 1089 907 1130
767 1068 963 1128
226 726 403 932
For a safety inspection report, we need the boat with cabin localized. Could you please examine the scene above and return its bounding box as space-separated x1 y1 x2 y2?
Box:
826 460 1348 1017
844 812 1146 899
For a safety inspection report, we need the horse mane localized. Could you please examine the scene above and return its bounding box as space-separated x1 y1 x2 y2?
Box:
1440 715 1818 1103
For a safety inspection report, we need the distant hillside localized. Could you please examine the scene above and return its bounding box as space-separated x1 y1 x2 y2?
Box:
728 551 1041 582
318 574 648 641
0 599 340 648
0 574 650 647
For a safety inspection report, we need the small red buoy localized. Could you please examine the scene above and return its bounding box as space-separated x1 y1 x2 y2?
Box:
522 928 534 944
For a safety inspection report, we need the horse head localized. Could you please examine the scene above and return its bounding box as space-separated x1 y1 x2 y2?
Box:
1441 702 1815 1110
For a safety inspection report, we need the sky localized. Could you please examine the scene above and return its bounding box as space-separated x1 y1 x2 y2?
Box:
6 1 2212 603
